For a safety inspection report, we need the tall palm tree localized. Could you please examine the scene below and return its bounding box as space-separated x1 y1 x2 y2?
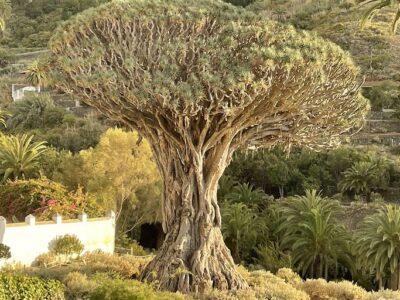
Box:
0 0 11 32
221 202 265 262
226 182 268 209
0 134 47 182
354 205 400 290
339 158 387 201
360 0 400 34
277 190 353 279
25 60 49 92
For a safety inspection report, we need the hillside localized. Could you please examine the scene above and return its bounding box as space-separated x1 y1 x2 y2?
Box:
249 0 400 82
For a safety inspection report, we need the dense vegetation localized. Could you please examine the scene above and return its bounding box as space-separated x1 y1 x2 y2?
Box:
0 0 399 299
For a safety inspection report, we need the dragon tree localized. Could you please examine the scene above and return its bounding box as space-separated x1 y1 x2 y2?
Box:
49 0 369 293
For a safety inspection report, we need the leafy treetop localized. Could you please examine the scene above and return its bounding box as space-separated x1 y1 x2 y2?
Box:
50 0 368 153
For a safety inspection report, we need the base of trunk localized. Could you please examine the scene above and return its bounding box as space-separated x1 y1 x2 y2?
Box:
140 227 248 293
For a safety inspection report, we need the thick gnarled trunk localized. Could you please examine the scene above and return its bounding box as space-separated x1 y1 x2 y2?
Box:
140 143 247 293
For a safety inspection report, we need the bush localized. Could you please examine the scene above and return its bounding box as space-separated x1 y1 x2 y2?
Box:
35 252 58 268
0 48 16 68
200 268 310 300
89 278 188 300
63 272 95 300
52 235 84 259
81 252 152 279
300 278 368 300
0 178 104 222
116 236 149 256
0 272 65 300
0 244 11 260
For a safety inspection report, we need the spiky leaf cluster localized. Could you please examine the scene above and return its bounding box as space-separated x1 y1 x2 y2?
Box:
49 0 369 151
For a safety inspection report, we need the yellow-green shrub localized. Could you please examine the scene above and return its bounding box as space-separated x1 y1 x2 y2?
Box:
63 272 96 300
300 278 368 300
199 269 309 300
0 272 65 300
81 252 153 279
89 278 189 300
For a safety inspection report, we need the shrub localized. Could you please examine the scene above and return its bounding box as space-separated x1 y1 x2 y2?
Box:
299 278 368 300
89 278 188 300
81 252 152 279
63 272 95 300
0 272 65 300
0 48 16 68
0 178 103 222
52 235 84 259
200 269 310 300
116 236 149 256
0 244 11 260
275 268 302 287
35 252 58 268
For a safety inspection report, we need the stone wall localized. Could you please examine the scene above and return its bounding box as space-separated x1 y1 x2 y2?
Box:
0 212 115 266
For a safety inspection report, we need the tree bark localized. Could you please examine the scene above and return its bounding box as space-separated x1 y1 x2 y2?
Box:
140 139 247 293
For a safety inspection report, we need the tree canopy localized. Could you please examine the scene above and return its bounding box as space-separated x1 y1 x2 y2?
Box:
50 0 369 153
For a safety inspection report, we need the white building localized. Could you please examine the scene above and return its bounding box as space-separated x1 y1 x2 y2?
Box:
11 84 39 101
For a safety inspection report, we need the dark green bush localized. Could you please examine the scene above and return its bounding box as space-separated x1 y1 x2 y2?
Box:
0 273 65 300
0 244 11 260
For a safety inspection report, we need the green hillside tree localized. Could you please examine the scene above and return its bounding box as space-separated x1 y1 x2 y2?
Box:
49 0 368 292
354 205 400 290
0 134 47 182
277 190 353 280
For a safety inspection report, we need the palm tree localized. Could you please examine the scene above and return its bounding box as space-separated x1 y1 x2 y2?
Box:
0 134 47 182
277 190 353 279
339 158 387 201
360 0 400 34
221 202 265 262
25 60 49 92
0 0 11 32
354 205 400 290
7 94 54 130
226 182 269 209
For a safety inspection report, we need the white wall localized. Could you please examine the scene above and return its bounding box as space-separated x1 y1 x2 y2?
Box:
0 212 115 266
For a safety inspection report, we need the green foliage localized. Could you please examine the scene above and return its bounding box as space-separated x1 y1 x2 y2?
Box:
89 278 188 300
2 0 109 47
0 133 47 182
0 109 8 128
0 47 15 68
362 82 400 111
25 58 49 91
7 94 59 130
0 178 103 222
222 202 265 262
0 272 65 300
225 183 269 209
339 156 390 201
0 244 11 260
52 234 84 258
6 95 106 153
277 190 353 279
354 205 400 289
255 243 292 273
